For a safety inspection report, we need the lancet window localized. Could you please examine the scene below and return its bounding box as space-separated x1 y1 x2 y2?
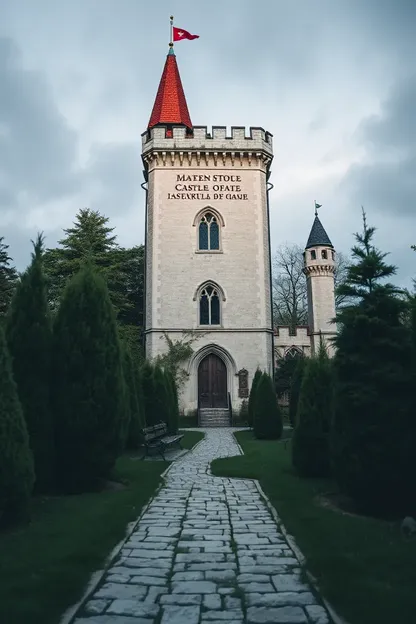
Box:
198 212 220 250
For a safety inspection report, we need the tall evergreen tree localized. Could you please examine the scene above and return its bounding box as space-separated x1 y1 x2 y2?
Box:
0 325 34 527
6 234 54 493
43 208 120 311
289 357 306 428
127 359 145 448
253 373 283 440
0 236 18 319
142 360 157 426
331 211 412 515
52 262 125 493
292 345 333 478
165 369 179 434
153 365 171 427
248 368 262 428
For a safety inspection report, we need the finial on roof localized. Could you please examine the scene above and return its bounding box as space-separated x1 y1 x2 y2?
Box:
306 202 333 249
148 41 192 130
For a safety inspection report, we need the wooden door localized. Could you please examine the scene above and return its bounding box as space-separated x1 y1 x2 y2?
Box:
198 354 227 408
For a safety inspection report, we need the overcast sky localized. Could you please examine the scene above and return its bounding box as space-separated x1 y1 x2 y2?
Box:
0 0 415 285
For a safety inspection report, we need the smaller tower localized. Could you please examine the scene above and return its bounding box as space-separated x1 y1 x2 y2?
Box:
303 209 336 356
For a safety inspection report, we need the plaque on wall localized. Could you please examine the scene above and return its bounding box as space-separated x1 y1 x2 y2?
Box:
238 368 249 398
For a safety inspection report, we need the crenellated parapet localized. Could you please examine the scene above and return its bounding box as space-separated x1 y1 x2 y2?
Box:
274 325 310 340
303 263 335 277
142 125 273 170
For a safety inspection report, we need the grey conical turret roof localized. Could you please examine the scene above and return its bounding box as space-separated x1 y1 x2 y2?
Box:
305 215 333 249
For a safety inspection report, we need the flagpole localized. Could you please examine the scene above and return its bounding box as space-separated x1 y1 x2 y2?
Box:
314 200 318 217
170 15 174 48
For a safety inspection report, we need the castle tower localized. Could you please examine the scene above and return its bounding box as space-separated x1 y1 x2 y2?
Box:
303 212 337 356
142 47 274 420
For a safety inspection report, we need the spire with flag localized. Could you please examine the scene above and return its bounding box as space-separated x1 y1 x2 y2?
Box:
147 16 199 132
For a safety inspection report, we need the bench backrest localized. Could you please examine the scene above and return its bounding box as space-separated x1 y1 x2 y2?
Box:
143 422 168 442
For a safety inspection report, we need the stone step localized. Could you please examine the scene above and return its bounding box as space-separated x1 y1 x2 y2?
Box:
199 409 230 427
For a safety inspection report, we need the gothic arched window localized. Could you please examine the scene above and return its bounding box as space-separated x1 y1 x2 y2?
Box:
199 285 221 325
199 212 220 250
286 346 303 359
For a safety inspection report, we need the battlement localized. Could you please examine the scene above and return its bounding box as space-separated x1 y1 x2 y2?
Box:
274 325 311 340
142 125 273 156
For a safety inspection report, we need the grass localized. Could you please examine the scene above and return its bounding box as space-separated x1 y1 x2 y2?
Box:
180 429 204 449
211 430 416 624
0 430 202 624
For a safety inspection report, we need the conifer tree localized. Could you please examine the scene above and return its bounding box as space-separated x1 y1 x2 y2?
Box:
0 325 34 527
165 369 179 434
127 360 145 448
52 262 125 493
292 345 333 477
0 236 18 319
289 357 306 427
253 373 283 440
248 368 262 428
331 211 411 514
6 234 54 493
43 208 121 311
153 365 171 427
142 360 157 426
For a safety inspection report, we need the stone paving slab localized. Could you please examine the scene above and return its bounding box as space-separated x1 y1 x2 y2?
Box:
71 428 332 624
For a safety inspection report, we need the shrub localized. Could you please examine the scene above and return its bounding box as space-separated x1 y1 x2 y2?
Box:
6 235 54 493
253 372 283 440
248 368 262 428
289 357 306 428
239 399 249 425
52 263 125 493
292 347 333 478
0 326 34 527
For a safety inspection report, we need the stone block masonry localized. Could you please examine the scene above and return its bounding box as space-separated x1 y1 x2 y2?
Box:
72 429 332 624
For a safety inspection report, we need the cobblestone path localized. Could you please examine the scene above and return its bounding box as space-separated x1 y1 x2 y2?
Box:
74 429 330 624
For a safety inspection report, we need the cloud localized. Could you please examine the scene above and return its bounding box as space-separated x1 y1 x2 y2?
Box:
342 75 416 217
0 37 81 207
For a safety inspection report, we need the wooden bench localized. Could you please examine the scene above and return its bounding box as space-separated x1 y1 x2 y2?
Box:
141 422 184 460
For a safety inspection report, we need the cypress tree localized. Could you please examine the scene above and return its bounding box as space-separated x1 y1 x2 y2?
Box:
153 365 171 427
292 346 333 478
253 373 283 440
6 234 54 493
0 326 34 527
142 360 157 426
52 262 125 493
331 212 411 515
120 344 134 451
126 356 144 449
165 369 179 434
248 368 262 428
289 357 306 428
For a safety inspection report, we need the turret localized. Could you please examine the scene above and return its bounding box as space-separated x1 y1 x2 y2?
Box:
303 209 336 356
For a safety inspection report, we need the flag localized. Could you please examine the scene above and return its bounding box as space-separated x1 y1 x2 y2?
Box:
173 27 199 41
315 202 322 210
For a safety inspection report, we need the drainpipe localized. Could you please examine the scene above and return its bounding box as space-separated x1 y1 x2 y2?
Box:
266 174 275 379
141 176 148 359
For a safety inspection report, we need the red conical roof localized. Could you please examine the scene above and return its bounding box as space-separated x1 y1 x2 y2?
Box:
148 48 192 130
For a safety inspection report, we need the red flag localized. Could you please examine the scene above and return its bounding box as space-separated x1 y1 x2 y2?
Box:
173 26 199 42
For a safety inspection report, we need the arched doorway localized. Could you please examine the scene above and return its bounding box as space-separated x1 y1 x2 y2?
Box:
198 353 227 408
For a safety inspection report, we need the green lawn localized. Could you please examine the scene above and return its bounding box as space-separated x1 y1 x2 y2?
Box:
180 429 204 449
211 430 416 624
0 430 203 624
